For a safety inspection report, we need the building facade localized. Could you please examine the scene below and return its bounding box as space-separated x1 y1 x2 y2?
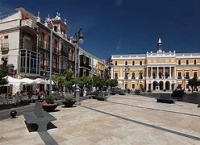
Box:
110 38 200 91
0 7 105 93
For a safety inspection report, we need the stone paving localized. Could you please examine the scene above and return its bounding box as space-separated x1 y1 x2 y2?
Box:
0 94 200 145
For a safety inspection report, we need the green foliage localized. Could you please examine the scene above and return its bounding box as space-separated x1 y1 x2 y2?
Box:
0 65 8 85
45 95 55 104
93 76 105 90
64 93 75 102
188 77 200 92
62 69 76 89
107 79 118 88
79 76 92 88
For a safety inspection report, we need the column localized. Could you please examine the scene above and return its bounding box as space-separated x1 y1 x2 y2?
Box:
146 67 148 79
151 67 153 79
170 67 171 78
163 81 165 90
163 67 165 79
146 83 148 91
157 67 159 79
151 82 153 90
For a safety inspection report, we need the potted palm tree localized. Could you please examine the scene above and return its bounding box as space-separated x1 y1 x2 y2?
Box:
62 93 76 107
41 95 58 112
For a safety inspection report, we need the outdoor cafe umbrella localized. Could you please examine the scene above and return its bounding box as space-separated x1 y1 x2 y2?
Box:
33 78 46 84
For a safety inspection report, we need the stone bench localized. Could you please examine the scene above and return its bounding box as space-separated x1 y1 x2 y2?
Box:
23 101 56 132
156 94 175 104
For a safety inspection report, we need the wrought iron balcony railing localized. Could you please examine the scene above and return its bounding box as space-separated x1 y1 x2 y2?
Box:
1 43 9 51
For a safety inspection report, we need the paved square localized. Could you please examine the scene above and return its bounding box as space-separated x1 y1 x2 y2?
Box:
0 94 200 144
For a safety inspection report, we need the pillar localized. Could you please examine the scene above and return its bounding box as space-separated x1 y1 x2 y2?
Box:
163 67 165 79
146 67 148 79
170 67 171 78
157 67 159 79
151 67 153 79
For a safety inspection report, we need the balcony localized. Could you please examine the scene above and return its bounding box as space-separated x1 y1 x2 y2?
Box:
21 19 38 30
61 51 67 57
177 76 182 79
80 63 91 69
38 41 49 51
1 43 9 52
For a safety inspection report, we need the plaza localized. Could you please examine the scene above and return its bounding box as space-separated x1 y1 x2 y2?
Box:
0 94 200 145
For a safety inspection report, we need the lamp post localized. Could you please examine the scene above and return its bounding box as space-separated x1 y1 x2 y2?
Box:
125 66 130 92
72 28 84 105
49 21 54 95
139 70 143 90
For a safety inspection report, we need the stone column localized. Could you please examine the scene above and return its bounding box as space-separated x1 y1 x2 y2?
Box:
146 83 148 91
170 67 171 78
146 67 148 79
157 67 159 79
151 67 153 79
163 67 165 79
163 81 165 90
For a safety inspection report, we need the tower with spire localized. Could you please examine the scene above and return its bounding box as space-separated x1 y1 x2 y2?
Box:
157 38 162 53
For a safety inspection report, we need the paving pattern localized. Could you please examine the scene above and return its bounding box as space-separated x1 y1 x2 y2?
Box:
0 94 200 145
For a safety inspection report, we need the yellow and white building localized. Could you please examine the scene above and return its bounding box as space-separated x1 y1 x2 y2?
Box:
110 38 200 91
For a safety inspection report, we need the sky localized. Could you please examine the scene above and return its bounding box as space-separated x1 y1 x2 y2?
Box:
0 0 200 59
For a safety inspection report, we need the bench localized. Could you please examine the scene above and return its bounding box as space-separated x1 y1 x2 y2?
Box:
156 94 175 104
23 101 56 132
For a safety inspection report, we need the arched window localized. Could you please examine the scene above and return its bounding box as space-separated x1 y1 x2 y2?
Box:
178 60 181 65
132 61 135 65
125 61 128 65
186 60 189 65
140 61 142 65
194 59 196 65
115 61 117 65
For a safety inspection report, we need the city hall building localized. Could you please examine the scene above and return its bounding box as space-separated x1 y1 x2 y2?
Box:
110 38 200 91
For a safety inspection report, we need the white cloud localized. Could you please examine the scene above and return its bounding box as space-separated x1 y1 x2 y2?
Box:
115 0 122 7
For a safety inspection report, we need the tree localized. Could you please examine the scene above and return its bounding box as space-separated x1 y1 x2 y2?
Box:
52 75 64 90
93 76 105 91
188 77 199 93
61 69 76 92
0 64 8 85
108 79 118 88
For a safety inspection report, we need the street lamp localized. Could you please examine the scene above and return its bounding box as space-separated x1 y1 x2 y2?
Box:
49 21 54 95
139 70 143 90
72 28 84 105
125 66 130 92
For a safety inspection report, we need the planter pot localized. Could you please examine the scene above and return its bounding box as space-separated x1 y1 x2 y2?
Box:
62 101 76 107
42 104 58 112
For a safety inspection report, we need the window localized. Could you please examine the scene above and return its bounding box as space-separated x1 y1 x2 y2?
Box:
114 73 118 79
194 72 197 78
125 83 128 89
186 60 189 65
54 26 57 32
178 72 182 79
132 72 135 79
178 60 181 65
132 84 135 89
4 35 8 39
132 61 135 65
194 59 196 65
115 61 117 65
140 61 142 65
125 61 127 65
125 72 128 79
185 72 189 79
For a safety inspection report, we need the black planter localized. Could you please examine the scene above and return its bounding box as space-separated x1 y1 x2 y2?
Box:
62 101 76 107
42 104 58 112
